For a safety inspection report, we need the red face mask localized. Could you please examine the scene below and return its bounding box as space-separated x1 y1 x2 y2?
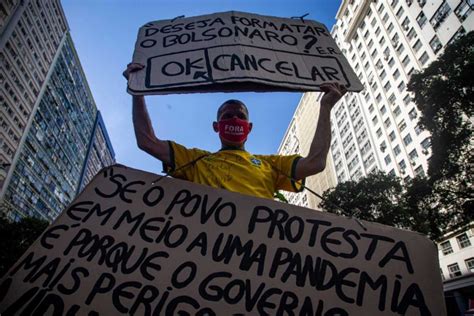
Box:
218 118 250 143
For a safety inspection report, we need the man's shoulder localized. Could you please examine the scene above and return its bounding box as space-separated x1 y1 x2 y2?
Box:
168 140 211 156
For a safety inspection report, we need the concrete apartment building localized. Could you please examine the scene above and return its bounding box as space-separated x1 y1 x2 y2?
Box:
0 0 115 222
328 0 472 185
278 92 337 208
278 0 473 313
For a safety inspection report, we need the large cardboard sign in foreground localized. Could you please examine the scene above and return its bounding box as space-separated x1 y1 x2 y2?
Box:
128 11 364 95
0 165 445 315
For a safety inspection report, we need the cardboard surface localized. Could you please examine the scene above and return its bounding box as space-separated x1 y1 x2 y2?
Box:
0 165 445 315
128 11 364 95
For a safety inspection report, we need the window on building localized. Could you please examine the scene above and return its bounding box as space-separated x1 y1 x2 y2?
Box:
385 154 392 165
368 39 374 49
384 81 391 92
394 145 401 155
409 149 418 161
403 133 413 145
421 137 431 150
396 7 404 18
407 27 417 40
371 48 378 59
399 159 406 170
389 131 396 141
448 263 462 278
413 40 423 52
440 240 453 255
375 26 381 36
455 1 472 21
384 118 391 128
376 93 382 103
402 55 410 67
403 94 411 106
380 70 386 80
466 258 474 272
372 116 379 125
409 108 418 120
376 128 383 138
393 69 400 80
430 35 442 54
415 165 425 176
388 58 395 68
398 120 407 131
379 36 386 46
380 105 387 114
415 125 423 135
448 27 466 46
416 11 427 28
382 13 389 23
388 93 396 104
387 23 394 33
397 82 406 93
430 1 451 30
457 233 471 249
419 52 429 65
397 43 405 55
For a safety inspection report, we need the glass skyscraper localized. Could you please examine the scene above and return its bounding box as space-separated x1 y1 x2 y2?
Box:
0 1 115 222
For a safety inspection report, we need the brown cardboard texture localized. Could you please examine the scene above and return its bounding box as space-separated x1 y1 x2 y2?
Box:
0 165 446 315
128 11 364 95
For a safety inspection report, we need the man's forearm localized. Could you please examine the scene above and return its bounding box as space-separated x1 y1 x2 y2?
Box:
307 104 332 171
132 95 157 150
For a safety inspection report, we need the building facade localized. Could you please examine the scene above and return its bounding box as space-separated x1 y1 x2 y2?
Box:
77 111 116 194
278 93 337 209
0 0 115 222
438 223 474 315
329 0 472 183
1 0 68 190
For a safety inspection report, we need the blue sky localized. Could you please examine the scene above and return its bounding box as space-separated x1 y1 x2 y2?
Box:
61 0 342 175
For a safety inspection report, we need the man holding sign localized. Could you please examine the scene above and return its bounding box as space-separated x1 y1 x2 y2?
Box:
124 63 346 200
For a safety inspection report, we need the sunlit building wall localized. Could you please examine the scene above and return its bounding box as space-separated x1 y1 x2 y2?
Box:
277 93 337 209
329 0 472 183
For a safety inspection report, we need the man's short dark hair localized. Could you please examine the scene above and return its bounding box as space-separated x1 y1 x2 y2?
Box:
217 99 249 120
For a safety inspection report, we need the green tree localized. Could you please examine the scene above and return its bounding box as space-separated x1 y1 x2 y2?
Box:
408 31 473 183
407 31 473 227
0 216 49 278
319 171 410 227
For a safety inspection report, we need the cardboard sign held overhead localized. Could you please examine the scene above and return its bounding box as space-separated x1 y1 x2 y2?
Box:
128 11 364 95
0 165 445 315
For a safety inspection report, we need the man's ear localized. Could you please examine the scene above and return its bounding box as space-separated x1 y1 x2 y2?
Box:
213 121 219 132
248 122 253 133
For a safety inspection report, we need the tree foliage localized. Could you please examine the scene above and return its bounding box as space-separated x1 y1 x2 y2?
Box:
408 31 473 182
0 216 49 278
320 32 474 240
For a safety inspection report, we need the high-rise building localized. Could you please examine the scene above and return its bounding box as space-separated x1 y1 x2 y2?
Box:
1 0 68 190
329 0 472 183
279 0 472 208
278 93 337 208
437 222 474 314
0 0 115 222
279 0 474 311
77 111 116 194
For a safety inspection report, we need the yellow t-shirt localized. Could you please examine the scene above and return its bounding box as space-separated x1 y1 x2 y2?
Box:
163 141 305 199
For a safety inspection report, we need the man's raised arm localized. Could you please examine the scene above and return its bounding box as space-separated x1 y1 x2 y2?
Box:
294 82 347 180
123 63 171 165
